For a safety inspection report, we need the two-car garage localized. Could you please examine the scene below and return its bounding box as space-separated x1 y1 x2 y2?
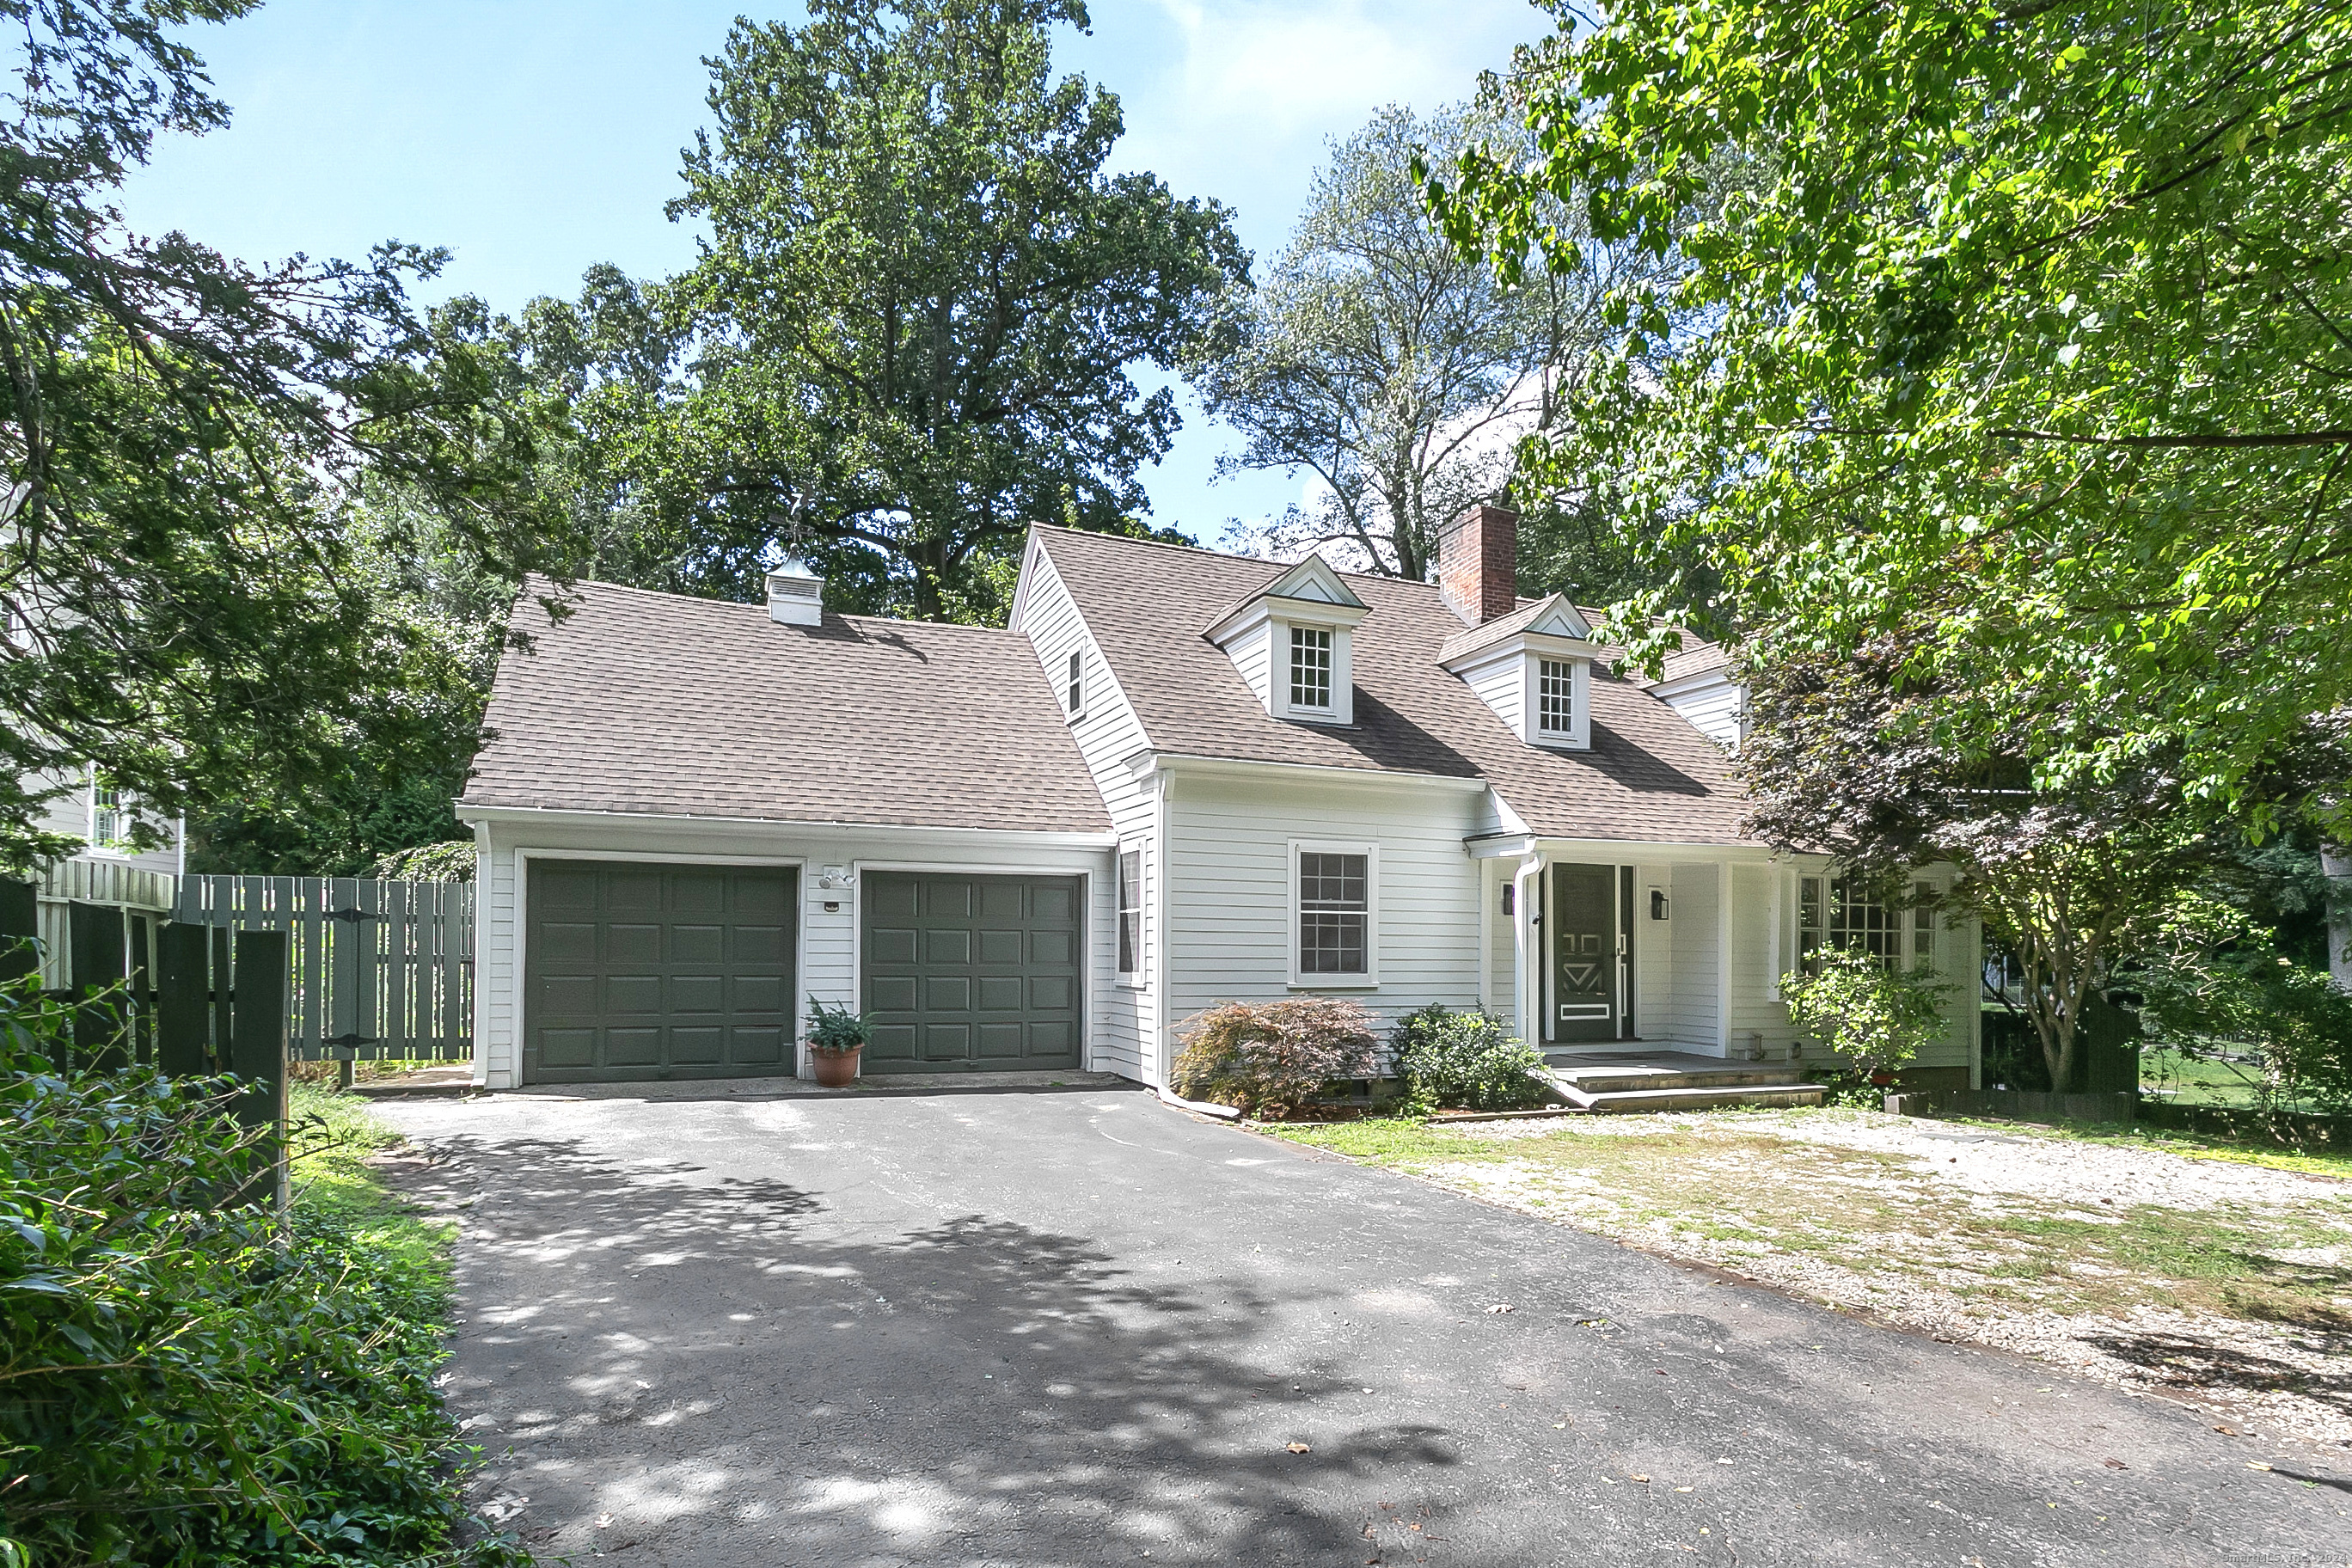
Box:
523 861 1084 1084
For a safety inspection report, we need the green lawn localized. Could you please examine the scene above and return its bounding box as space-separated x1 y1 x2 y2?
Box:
286 1081 453 1286
2139 1046 2275 1111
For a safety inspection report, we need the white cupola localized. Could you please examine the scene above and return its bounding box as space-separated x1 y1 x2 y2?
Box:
1202 555 1369 726
766 557 824 626
1438 594 1595 750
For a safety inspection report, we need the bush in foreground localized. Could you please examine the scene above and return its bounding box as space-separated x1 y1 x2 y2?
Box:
1389 1005 1547 1113
1170 998 1378 1118
0 983 523 1567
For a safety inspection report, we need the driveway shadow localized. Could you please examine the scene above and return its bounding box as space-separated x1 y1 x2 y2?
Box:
400 1134 1459 1565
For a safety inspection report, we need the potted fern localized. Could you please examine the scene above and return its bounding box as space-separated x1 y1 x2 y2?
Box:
804 995 872 1087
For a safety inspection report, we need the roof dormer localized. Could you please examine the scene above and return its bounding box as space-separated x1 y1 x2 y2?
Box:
1439 594 1596 750
1203 556 1369 727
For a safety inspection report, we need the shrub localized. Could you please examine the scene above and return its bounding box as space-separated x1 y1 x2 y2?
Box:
1779 948 1953 1086
1388 1005 1547 1112
0 979 523 1567
2140 947 2352 1115
1170 998 1378 1118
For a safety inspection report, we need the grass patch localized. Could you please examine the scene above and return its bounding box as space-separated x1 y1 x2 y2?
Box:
1276 1114 2352 1332
288 1081 453 1293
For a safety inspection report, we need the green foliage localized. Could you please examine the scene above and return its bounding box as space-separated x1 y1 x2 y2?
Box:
0 3 560 873
364 841 476 883
1387 1004 1547 1113
1430 0 2352 842
1780 949 1953 1085
1169 998 1378 1118
1190 103 1657 581
625 0 1247 621
805 996 872 1054
0 983 519 1565
2136 911 2352 1115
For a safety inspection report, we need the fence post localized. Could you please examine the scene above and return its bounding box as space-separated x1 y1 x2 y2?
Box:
0 879 35 988
69 902 127 1072
230 928 290 1210
156 923 213 1077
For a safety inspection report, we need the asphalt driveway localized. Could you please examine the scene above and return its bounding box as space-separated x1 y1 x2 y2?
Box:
377 1086 2348 1566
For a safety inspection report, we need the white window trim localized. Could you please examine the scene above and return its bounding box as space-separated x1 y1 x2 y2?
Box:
1116 842 1145 986
1064 646 1087 722
1287 837 1380 989
1521 650 1591 750
1285 624 1334 717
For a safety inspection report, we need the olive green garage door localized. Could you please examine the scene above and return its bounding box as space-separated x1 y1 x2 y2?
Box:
862 872 1083 1072
524 861 798 1083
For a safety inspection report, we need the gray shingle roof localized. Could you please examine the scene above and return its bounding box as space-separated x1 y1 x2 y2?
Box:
464 579 1111 834
1036 528 1753 845
1655 639 1733 685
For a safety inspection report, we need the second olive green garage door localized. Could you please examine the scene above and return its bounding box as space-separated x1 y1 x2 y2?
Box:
862 872 1083 1072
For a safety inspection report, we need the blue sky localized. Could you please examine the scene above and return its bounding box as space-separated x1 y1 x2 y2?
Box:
118 0 1554 543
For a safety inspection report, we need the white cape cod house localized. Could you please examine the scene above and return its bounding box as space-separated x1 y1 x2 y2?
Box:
459 510 1980 1092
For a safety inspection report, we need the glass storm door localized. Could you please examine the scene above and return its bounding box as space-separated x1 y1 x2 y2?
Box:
1549 863 1620 1044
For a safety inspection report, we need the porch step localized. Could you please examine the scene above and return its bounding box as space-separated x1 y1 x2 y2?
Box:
1571 1082 1827 1114
1534 1064 1827 1114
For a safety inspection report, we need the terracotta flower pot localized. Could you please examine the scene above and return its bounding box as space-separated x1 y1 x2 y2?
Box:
811 1045 862 1087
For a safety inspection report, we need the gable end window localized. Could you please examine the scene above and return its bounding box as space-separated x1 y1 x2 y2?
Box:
1066 649 1084 717
1295 848 1370 978
1289 626 1332 710
1118 848 1142 977
1537 657 1575 735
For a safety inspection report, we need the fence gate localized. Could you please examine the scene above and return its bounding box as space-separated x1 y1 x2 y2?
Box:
174 876 473 1062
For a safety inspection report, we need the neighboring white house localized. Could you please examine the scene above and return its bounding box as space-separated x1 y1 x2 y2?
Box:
457 509 1980 1092
24 765 184 988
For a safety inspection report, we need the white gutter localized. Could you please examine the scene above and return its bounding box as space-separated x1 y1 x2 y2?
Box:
455 802 1118 850
1124 750 1490 794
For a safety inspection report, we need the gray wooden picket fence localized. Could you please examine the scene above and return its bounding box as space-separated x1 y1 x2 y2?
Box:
173 876 473 1062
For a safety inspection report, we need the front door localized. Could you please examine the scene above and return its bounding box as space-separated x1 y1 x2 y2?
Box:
1549 863 1620 1044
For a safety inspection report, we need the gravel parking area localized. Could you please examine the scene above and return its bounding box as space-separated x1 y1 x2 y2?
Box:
1289 1109 2352 1450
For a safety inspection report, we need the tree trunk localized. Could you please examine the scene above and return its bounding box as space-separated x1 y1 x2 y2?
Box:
2324 845 2352 992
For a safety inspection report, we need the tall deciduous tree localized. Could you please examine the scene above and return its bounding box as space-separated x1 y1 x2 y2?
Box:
1430 0 2352 833
1191 104 1654 583
0 0 553 870
658 0 1246 620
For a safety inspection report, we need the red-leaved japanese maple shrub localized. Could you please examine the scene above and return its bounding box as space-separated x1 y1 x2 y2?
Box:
1170 997 1379 1118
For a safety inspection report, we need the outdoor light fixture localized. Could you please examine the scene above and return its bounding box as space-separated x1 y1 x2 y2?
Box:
1650 889 1669 921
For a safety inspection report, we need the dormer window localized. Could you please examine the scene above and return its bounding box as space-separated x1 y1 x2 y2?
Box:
1537 658 1575 737
1203 555 1368 727
1289 627 1332 711
1438 594 1595 751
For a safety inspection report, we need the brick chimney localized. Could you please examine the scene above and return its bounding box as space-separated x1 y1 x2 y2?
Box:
1437 503 1519 625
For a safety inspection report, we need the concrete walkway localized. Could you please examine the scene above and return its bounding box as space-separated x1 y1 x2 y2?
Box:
378 1087 2347 1566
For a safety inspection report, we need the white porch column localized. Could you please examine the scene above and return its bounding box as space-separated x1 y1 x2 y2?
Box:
1512 854 1542 1045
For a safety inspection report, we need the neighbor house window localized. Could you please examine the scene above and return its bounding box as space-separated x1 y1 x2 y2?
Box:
89 771 125 848
1289 627 1332 710
1066 649 1084 717
1296 849 1369 976
1538 657 1575 735
1118 848 1142 976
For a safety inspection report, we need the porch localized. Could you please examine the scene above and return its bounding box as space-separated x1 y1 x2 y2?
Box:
1540 1048 1826 1113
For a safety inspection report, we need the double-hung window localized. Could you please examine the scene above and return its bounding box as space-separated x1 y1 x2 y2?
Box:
1117 848 1143 977
1912 879 1935 969
1295 846 1371 980
1798 874 1897 973
1289 627 1332 711
89 770 125 849
1537 657 1575 736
